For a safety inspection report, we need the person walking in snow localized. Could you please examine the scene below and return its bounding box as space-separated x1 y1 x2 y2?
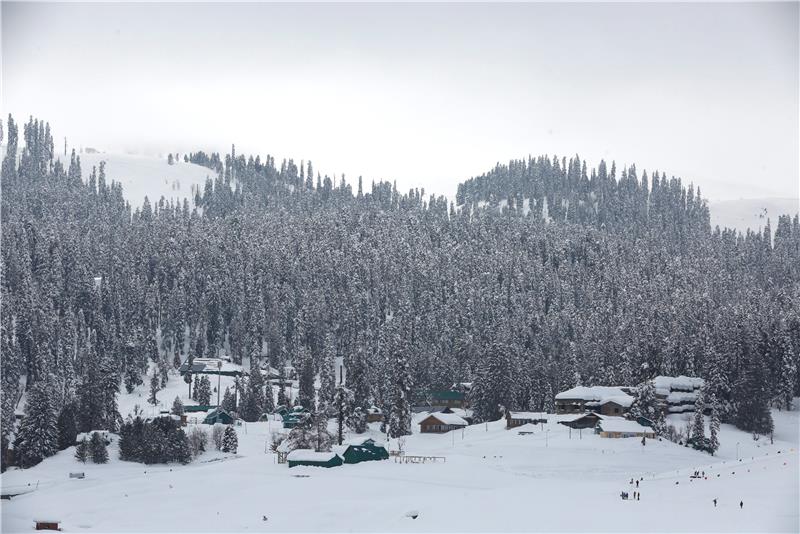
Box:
740 501 743 509
635 480 639 488
713 499 717 507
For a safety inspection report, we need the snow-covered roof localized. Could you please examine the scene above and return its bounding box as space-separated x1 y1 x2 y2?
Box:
653 376 704 395
597 417 653 434
422 412 468 426
508 411 547 420
666 391 699 405
600 395 634 408
343 437 385 448
287 449 339 462
555 386 633 406
180 357 242 375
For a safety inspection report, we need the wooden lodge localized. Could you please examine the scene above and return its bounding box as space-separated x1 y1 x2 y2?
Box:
419 412 468 434
554 386 634 415
506 411 547 429
596 417 656 439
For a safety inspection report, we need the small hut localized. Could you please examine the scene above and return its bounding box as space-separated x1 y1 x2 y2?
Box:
366 406 384 423
34 519 61 531
203 408 235 425
505 411 547 429
336 438 389 464
287 449 343 468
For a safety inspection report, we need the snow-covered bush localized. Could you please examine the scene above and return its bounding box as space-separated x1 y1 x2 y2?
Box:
187 426 208 457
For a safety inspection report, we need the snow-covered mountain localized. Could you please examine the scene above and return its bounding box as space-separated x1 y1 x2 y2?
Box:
709 198 799 234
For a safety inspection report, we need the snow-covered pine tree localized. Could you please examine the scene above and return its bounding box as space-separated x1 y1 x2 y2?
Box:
297 345 315 410
774 325 797 411
388 341 412 439
318 333 336 414
15 381 58 468
311 412 334 452
691 388 705 443
75 436 89 463
56 401 78 451
221 387 236 413
89 431 108 464
472 340 516 422
196 376 212 406
171 396 184 416
221 426 238 453
148 368 160 406
192 375 200 401
734 346 774 436
709 394 721 455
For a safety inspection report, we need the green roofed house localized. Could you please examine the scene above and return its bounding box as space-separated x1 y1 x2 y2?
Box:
287 449 343 468
184 405 217 413
412 390 468 412
282 406 310 429
203 408 235 425
334 437 389 464
178 358 243 378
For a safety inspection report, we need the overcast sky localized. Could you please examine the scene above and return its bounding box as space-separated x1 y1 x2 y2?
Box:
2 2 798 202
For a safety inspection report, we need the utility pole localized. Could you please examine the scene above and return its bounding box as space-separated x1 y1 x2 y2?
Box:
336 356 345 446
217 360 222 407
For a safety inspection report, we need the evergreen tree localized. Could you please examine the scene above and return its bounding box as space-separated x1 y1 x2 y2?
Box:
196 376 212 406
89 431 108 464
148 368 160 406
709 395 721 455
75 436 89 463
15 381 58 468
388 343 412 438
171 396 184 416
221 426 238 453
221 387 236 413
735 348 774 436
472 340 516 422
691 389 706 442
56 401 78 451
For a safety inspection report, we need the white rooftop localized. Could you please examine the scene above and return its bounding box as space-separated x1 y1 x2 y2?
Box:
423 412 468 426
508 411 547 420
653 376 704 395
287 449 339 462
555 386 633 406
597 417 652 434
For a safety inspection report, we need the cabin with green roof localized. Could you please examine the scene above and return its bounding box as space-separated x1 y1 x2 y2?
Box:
335 438 389 464
203 408 235 425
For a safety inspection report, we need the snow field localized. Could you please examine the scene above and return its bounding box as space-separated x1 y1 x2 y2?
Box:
2 400 797 532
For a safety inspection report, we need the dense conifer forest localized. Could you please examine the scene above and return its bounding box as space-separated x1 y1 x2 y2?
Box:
2 115 798 469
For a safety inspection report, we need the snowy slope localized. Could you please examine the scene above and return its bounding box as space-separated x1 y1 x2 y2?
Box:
2 388 797 533
709 198 799 234
61 152 217 207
